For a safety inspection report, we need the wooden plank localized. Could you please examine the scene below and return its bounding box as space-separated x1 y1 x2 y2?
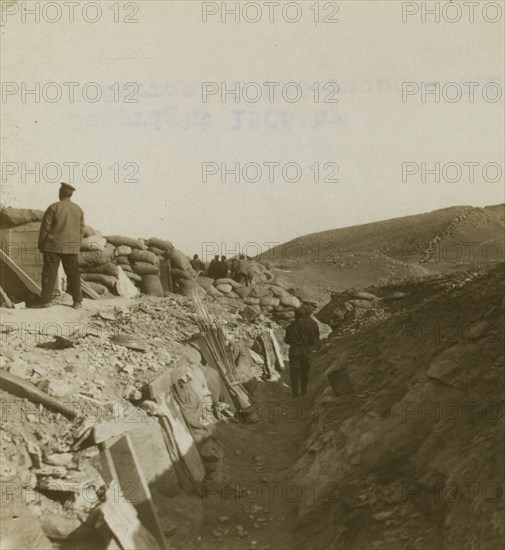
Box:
259 335 274 378
0 249 41 296
158 415 196 495
100 485 160 550
81 279 100 300
0 284 14 308
93 421 135 445
0 370 77 419
270 329 286 371
106 434 168 550
142 371 172 400
0 222 43 284
157 394 205 493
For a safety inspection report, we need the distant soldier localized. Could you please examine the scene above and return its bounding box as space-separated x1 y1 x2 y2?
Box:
216 255 229 279
190 254 206 273
284 308 320 397
234 254 253 286
38 183 84 309
207 255 220 280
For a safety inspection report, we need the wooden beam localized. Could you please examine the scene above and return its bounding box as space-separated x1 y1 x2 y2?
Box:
81 279 100 300
0 284 14 308
0 249 41 296
0 370 77 419
103 433 168 550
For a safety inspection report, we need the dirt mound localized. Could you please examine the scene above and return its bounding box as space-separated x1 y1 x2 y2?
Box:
290 262 505 549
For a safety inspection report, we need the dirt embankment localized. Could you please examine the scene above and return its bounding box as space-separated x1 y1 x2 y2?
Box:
289 263 504 550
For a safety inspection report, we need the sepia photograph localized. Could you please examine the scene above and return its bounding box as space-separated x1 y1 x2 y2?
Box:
0 1 504 549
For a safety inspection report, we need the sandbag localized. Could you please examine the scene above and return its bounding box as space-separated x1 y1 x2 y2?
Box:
0 207 44 228
197 278 222 297
228 291 240 298
106 235 145 249
131 261 160 275
260 296 280 307
81 235 106 252
129 249 160 266
81 273 117 290
280 295 301 308
216 284 232 294
115 245 132 257
141 275 164 297
235 286 252 299
244 297 260 305
120 263 132 272
168 249 192 272
178 279 201 297
84 281 108 295
125 271 142 284
172 268 192 281
214 278 242 289
275 311 296 320
83 225 95 238
78 246 114 268
196 277 215 290
114 255 130 265
81 262 119 278
145 237 174 252
249 286 271 299
269 285 288 298
148 246 165 257
261 305 274 313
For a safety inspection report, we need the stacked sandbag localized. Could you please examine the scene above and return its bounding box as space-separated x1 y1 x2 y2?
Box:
0 206 44 228
194 270 303 320
145 237 174 255
79 234 118 293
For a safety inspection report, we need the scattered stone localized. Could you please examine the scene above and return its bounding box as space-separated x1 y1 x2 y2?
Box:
40 515 81 540
39 380 75 398
124 386 142 401
235 449 243 457
45 453 73 467
218 515 229 523
374 511 394 521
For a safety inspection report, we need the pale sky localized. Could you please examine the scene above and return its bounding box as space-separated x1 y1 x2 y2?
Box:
1 0 504 257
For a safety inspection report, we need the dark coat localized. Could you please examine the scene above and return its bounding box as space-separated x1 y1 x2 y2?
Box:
38 199 84 254
285 317 320 357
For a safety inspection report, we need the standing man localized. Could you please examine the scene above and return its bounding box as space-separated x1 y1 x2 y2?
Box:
190 254 206 274
207 255 220 280
234 255 253 286
38 183 84 309
284 308 320 397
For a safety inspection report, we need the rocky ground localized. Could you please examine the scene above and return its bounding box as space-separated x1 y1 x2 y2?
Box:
1 260 503 549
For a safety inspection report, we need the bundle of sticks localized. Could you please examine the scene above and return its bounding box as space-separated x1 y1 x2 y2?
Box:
192 291 253 412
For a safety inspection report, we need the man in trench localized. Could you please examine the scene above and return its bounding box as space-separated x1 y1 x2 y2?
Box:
284 307 320 397
38 183 85 309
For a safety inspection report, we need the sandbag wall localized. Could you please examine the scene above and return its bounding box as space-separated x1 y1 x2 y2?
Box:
196 276 302 321
79 227 175 297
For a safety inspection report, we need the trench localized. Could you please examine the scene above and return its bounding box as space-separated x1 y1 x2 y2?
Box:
196 374 312 550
